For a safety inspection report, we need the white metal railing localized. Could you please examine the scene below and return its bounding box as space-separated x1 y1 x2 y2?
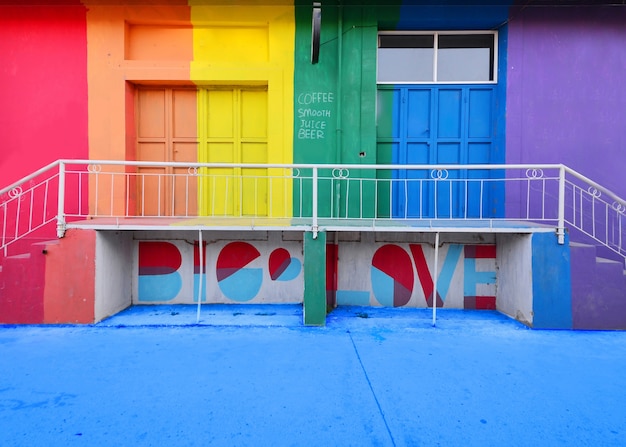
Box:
0 160 61 255
1 160 625 262
562 167 626 259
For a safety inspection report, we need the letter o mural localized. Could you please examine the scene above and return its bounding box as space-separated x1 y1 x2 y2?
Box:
371 244 414 307
216 242 263 302
268 248 301 281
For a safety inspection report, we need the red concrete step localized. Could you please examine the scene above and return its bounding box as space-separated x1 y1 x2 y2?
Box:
0 240 57 324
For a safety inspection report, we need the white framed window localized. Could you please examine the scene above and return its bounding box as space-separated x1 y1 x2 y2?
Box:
377 31 498 84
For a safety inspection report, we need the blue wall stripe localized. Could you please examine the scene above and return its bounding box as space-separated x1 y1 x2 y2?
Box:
531 232 573 329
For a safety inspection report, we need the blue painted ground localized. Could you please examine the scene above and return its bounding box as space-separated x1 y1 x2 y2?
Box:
1 305 625 446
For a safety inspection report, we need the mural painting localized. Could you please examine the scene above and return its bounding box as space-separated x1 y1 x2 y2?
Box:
333 243 496 309
136 240 304 304
136 240 496 309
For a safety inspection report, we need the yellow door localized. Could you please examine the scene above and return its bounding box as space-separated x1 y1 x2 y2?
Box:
198 86 268 216
136 87 198 216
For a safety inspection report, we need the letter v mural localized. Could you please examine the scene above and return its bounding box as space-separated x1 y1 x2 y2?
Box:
332 243 496 309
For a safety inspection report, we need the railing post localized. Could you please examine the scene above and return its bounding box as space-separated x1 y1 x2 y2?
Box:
432 232 439 327
57 161 66 238
312 166 319 239
557 165 565 245
196 229 203 323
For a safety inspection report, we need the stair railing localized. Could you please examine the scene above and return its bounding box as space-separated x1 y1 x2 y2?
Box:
0 160 61 254
562 166 626 260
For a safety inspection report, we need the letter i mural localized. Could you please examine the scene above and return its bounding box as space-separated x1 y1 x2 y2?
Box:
194 241 207 302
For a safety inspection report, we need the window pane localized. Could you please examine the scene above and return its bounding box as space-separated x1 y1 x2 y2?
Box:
438 34 493 50
379 34 434 49
437 34 494 82
378 48 433 82
438 48 491 82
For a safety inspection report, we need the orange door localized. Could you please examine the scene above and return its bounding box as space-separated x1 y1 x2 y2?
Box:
136 87 198 216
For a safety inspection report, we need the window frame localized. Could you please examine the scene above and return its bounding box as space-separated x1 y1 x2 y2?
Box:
377 30 498 85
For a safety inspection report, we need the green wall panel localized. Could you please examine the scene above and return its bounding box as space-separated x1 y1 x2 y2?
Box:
293 2 393 218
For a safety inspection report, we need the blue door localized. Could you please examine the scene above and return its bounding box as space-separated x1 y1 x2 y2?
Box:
377 85 501 219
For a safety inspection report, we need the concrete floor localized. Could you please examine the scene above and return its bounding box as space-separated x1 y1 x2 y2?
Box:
1 305 625 446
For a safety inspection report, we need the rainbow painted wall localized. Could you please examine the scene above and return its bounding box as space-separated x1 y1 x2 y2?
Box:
3 1 626 202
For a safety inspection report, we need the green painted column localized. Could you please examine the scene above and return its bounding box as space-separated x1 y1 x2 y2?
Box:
303 230 327 326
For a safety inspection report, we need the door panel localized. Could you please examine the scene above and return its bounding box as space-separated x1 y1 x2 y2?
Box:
437 89 462 139
137 142 166 162
200 87 268 217
172 141 197 216
437 142 461 163
202 89 237 216
437 142 462 218
404 142 431 217
406 89 431 139
207 142 235 163
242 142 268 216
468 142 491 163
377 88 401 139
241 90 268 138
137 89 166 139
468 89 492 138
240 90 268 216
172 90 197 138
205 141 235 215
139 168 166 216
207 90 235 138
375 142 397 218
173 141 196 163
136 87 198 217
